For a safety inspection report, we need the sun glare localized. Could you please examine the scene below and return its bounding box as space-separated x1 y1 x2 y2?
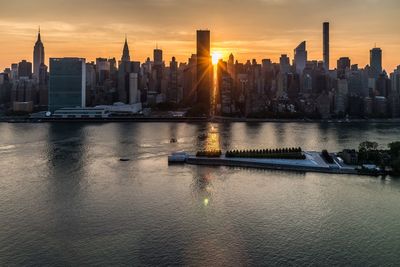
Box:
211 51 223 65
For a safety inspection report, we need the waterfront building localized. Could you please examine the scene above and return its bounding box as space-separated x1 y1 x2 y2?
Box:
294 41 307 75
389 66 400 117
129 73 139 105
49 58 86 112
11 79 36 112
33 28 45 83
316 91 331 119
373 96 388 117
363 97 373 116
335 79 348 115
323 22 330 71
196 30 212 112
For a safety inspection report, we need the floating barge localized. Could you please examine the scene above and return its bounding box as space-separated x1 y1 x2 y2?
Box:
168 151 384 176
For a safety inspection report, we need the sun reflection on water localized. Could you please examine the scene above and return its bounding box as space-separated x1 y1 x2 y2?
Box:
204 123 221 151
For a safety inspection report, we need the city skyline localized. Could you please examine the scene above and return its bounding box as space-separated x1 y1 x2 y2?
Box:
1 0 400 71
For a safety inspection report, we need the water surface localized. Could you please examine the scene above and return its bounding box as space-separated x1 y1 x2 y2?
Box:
0 122 399 265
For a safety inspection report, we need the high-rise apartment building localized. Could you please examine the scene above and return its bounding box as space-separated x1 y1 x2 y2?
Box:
153 48 163 65
337 57 351 79
294 41 307 75
323 22 330 71
370 47 382 78
279 54 290 74
18 60 32 79
196 30 212 112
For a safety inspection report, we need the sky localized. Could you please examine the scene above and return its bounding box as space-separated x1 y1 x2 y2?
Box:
0 0 399 71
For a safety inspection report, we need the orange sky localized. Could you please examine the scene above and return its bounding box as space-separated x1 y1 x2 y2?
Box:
1 0 399 72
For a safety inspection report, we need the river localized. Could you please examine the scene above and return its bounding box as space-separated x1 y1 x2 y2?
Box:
0 122 399 265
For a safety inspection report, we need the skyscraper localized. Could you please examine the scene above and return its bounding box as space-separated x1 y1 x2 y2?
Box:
196 30 212 112
167 57 178 103
33 28 45 83
279 54 290 74
370 47 382 78
294 41 307 74
18 60 32 79
121 36 130 62
49 58 86 112
337 57 351 79
153 48 163 65
323 22 330 71
118 37 134 103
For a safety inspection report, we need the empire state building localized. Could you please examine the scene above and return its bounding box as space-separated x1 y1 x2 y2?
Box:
33 28 45 82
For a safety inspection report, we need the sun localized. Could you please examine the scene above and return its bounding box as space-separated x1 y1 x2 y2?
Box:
211 51 223 65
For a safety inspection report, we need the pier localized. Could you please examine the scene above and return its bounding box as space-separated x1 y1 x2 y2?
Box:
169 151 382 176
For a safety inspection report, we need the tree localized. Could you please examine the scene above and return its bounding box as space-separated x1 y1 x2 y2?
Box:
389 142 400 157
359 141 378 152
391 157 400 175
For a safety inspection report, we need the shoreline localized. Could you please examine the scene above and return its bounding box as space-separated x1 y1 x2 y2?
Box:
1 116 400 124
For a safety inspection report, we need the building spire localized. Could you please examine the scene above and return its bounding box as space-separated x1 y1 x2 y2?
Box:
121 35 130 62
37 26 41 42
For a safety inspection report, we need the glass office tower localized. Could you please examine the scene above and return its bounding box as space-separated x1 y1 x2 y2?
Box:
49 58 86 112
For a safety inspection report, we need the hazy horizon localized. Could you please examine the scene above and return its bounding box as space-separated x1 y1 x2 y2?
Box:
1 0 399 71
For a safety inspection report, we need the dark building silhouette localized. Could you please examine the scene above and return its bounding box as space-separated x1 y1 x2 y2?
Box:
370 47 382 78
33 28 45 83
323 22 330 71
49 58 86 112
153 47 164 94
153 48 163 64
196 30 212 112
118 37 137 103
167 57 178 102
294 41 307 75
121 36 130 62
18 60 32 79
337 57 351 79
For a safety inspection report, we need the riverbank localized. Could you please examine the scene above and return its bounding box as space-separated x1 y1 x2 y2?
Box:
1 115 400 124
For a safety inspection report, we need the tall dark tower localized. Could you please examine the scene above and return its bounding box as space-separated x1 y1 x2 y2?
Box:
370 47 382 78
323 22 330 71
33 27 45 82
196 30 212 113
121 36 131 62
153 47 163 64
